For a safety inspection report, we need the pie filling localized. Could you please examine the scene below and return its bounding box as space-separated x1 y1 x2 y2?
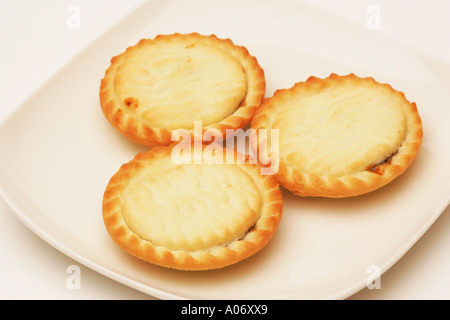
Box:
365 150 398 175
121 156 262 252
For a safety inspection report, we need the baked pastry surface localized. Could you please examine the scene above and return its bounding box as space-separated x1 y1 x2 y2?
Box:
102 144 282 270
100 33 265 147
251 73 423 198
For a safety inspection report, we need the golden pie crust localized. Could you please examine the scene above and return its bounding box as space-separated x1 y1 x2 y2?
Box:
102 143 283 270
100 33 265 147
251 73 423 198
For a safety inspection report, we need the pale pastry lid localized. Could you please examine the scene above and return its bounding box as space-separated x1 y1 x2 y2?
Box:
113 40 247 130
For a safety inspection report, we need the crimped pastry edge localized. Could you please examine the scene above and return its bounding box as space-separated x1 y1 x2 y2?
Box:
251 73 423 198
99 32 266 147
102 144 283 270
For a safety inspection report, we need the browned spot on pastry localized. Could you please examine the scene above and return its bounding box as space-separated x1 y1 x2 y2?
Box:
124 97 139 109
366 151 397 175
185 43 196 49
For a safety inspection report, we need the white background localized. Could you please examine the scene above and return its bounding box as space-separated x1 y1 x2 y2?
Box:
0 0 449 300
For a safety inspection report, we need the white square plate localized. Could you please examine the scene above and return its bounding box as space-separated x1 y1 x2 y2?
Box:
1 0 450 299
